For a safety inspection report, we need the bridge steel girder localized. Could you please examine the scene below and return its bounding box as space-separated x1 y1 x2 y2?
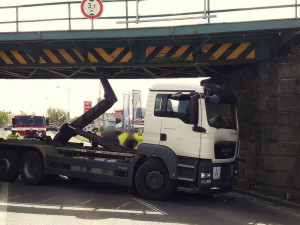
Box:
0 19 299 79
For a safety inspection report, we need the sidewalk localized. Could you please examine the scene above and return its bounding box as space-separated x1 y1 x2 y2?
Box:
235 188 300 211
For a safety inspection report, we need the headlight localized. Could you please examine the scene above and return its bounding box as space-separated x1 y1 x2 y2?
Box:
201 172 211 179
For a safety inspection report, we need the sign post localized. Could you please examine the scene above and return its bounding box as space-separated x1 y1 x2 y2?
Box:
81 0 104 19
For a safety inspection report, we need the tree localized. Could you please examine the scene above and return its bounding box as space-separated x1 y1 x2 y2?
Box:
46 108 67 124
0 111 9 126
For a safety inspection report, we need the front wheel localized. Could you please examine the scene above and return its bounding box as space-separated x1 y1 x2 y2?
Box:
0 150 20 181
135 159 176 200
19 151 45 185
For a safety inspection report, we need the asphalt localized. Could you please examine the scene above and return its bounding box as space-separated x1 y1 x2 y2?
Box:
0 178 300 225
235 188 300 211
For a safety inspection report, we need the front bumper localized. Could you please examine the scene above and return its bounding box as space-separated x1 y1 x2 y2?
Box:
197 159 238 191
23 132 39 138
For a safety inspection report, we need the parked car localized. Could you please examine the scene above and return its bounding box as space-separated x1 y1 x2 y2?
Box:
46 125 58 131
4 125 12 131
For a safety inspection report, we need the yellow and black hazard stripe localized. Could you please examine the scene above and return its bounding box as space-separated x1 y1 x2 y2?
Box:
0 47 132 65
0 50 34 65
0 49 85 65
88 47 132 63
146 45 193 62
40 49 84 64
0 43 255 65
145 42 255 62
200 42 255 60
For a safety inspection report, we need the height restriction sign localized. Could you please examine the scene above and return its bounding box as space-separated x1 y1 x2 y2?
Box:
81 0 103 19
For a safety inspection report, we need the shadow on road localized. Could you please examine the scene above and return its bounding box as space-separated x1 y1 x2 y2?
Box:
1 178 299 225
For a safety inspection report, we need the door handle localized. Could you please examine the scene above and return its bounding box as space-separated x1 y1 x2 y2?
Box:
160 133 167 141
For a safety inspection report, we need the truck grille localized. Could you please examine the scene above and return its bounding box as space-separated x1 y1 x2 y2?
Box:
220 164 232 180
214 142 236 159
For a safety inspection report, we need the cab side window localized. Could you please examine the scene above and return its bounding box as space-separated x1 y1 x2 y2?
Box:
165 97 191 124
154 94 165 117
154 94 192 124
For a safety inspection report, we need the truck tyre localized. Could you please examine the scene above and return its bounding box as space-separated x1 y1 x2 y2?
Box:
135 159 176 200
0 150 20 182
19 151 45 185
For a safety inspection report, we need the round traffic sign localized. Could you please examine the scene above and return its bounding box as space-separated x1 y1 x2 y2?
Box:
81 0 103 19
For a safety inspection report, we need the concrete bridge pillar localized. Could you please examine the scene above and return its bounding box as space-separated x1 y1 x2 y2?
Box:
222 55 300 201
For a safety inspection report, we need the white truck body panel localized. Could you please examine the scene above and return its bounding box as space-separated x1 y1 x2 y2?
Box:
143 91 162 145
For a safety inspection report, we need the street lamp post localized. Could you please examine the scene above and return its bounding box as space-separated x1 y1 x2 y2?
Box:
56 86 70 122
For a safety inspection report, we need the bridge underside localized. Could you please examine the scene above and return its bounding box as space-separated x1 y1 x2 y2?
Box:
0 19 299 79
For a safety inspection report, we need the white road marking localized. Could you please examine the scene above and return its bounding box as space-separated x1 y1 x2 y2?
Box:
0 182 8 225
116 201 130 209
77 199 93 205
39 197 56 203
130 196 167 215
0 202 60 210
7 195 22 200
94 208 161 214
0 201 161 215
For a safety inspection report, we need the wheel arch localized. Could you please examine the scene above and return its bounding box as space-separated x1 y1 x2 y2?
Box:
136 143 178 179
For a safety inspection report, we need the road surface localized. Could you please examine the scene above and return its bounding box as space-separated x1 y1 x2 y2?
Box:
0 178 299 225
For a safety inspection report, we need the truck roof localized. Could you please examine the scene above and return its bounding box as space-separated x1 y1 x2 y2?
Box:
150 83 199 92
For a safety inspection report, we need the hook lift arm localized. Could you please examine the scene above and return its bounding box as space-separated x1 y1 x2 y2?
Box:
53 77 117 146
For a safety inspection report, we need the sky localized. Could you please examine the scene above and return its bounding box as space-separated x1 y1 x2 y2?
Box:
0 0 296 118
0 78 203 118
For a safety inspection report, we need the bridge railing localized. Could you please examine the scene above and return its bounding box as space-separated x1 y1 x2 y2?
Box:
0 0 299 32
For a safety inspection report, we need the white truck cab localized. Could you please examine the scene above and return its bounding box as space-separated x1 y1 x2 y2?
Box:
139 81 239 193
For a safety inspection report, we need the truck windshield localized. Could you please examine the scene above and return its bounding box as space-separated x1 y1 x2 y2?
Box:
206 101 236 129
16 117 45 126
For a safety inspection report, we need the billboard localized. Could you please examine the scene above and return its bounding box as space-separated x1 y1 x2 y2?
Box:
132 90 142 120
123 94 130 119
123 93 130 132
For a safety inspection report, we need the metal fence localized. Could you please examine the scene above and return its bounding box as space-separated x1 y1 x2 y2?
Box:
0 0 299 32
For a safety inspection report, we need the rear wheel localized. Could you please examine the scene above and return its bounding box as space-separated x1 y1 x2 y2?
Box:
0 150 20 181
19 151 45 185
135 159 176 200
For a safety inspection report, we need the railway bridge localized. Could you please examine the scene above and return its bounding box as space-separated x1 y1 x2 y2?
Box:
0 0 300 201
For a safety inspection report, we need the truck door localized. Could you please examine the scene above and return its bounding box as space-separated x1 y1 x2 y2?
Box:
143 92 163 145
159 94 201 158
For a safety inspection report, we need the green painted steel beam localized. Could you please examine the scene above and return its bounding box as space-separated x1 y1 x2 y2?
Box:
0 19 300 42
0 19 298 79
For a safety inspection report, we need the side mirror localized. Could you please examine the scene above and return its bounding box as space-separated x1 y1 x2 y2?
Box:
170 92 189 101
189 94 199 125
12 118 16 126
170 92 183 100
46 118 49 126
209 94 221 104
